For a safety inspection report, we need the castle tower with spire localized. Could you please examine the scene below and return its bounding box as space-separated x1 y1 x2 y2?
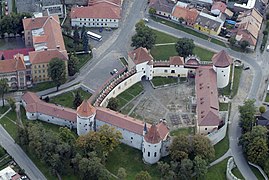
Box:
76 100 96 136
212 50 233 88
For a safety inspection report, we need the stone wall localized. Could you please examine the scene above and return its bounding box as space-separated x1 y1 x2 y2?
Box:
226 157 241 180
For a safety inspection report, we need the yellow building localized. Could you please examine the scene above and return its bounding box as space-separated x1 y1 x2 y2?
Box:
29 49 68 83
194 12 224 36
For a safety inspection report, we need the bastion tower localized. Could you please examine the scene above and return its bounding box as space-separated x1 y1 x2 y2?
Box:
76 100 96 136
212 50 233 88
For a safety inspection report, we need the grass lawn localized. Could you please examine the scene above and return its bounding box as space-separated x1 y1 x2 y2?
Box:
151 77 178 87
219 103 229 111
50 88 92 109
265 93 269 102
212 133 229 162
152 29 178 44
0 116 18 139
63 34 84 52
0 106 9 114
170 127 195 136
77 53 92 69
115 82 143 109
211 38 227 47
28 82 56 92
250 166 265 180
151 44 214 61
205 157 230 180
0 146 6 157
231 167 244 179
106 143 161 179
231 66 243 98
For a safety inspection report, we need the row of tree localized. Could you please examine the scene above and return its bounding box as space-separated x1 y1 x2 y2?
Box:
239 100 269 176
0 12 31 37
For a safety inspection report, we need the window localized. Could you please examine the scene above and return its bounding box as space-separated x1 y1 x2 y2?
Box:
110 19 112 22
171 70 175 73
84 18 86 21
205 128 207 130
148 152 150 157
97 19 99 21
114 20 116 22
144 148 145 152
154 152 157 157
32 114 34 116
43 64 45 68
164 70 167 73
131 137 133 140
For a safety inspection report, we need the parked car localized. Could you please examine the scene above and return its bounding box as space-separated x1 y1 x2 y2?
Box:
243 67 250 70
143 18 149 23
110 69 118 75
105 27 112 31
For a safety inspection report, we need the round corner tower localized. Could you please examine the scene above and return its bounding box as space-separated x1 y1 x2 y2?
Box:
212 50 232 88
76 100 96 136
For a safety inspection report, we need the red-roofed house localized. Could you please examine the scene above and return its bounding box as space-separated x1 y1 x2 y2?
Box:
171 5 199 26
71 0 121 28
0 54 30 89
0 48 34 60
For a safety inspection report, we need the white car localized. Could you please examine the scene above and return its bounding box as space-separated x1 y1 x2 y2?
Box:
143 18 149 22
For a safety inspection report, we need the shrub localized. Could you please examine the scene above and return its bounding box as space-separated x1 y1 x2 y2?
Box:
259 106 266 114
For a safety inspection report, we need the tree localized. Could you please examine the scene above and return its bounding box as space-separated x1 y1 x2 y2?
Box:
48 58 66 91
1 54 5 60
117 167 127 180
107 97 119 111
0 78 8 107
82 32 89 53
73 91 82 109
175 38 195 58
157 161 175 179
59 127 76 145
135 171 151 180
81 25 86 39
73 26 80 49
239 99 256 133
239 40 250 51
68 54 79 76
44 96 50 103
178 17 185 24
228 37 236 46
131 21 156 49
6 97 16 111
259 106 266 114
148 8 156 16
263 30 268 36
192 135 215 162
193 156 208 179
179 159 193 180
169 135 190 162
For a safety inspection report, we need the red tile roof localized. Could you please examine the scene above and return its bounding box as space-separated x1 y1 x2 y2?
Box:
96 107 151 135
0 54 26 73
212 50 232 67
29 49 68 64
77 100 96 117
89 0 122 6
71 2 121 19
172 6 199 25
0 48 34 59
211 1 227 13
22 92 77 122
169 56 184 65
23 16 48 30
195 66 221 127
144 122 169 144
128 47 153 65
236 30 257 46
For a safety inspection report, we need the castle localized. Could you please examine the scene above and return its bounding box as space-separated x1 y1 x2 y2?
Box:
21 48 232 164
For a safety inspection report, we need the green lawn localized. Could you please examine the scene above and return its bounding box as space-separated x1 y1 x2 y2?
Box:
231 167 244 179
212 133 229 162
77 53 92 69
152 16 226 47
28 82 56 92
115 82 144 109
205 157 230 180
0 146 6 157
265 93 269 102
151 44 214 61
231 66 243 98
151 77 178 87
0 106 9 114
63 34 84 52
170 127 195 136
219 103 229 111
50 88 92 109
106 143 161 179
0 116 18 139
250 166 265 180
152 29 178 44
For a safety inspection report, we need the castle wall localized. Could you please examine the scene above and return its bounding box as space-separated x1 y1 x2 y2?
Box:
142 139 162 164
153 66 188 77
96 119 143 150
213 65 230 88
77 114 95 136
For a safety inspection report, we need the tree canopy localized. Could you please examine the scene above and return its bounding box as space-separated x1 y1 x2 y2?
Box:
0 78 9 107
131 21 156 49
68 54 79 76
175 38 195 58
107 97 119 111
48 58 67 91
239 99 256 133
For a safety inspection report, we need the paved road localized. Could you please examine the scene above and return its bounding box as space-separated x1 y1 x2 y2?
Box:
0 125 46 180
147 20 262 180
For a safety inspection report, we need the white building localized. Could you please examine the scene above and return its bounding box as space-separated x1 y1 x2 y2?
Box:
0 166 21 180
70 1 121 28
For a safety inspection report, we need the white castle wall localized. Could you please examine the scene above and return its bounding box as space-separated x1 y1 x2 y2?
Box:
77 114 95 136
142 139 162 164
71 18 119 28
26 112 38 120
213 65 230 88
153 66 188 77
96 119 143 150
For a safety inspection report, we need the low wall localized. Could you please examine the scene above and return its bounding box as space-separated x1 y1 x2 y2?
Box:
226 157 241 180
249 162 269 180
206 111 228 145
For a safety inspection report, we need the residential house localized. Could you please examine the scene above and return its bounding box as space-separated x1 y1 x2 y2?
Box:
183 0 213 6
234 0 266 14
171 4 199 26
211 1 234 18
71 0 121 28
149 0 176 18
23 15 68 83
194 12 225 35
235 8 263 50
256 110 269 128
0 54 30 90
0 166 21 180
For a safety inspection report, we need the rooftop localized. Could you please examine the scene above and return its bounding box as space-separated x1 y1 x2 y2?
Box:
0 54 26 73
128 47 153 65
